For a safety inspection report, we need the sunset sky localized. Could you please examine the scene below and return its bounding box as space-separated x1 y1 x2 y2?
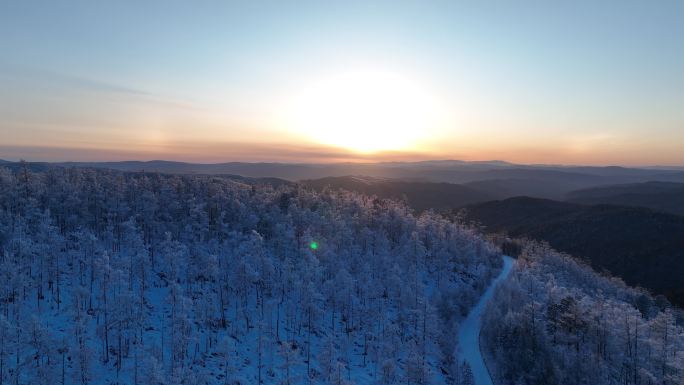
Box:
1 0 683 165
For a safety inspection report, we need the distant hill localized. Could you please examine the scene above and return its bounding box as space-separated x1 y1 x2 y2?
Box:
0 160 292 187
567 181 684 215
539 165 675 178
5 159 684 202
57 160 327 179
464 178 592 200
0 161 55 172
216 174 293 187
43 160 684 185
302 176 494 211
463 197 684 307
648 171 684 182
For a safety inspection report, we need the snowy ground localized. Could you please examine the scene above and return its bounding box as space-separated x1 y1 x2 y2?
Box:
456 256 514 385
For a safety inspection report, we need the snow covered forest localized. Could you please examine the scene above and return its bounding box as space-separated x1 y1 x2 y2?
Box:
1 165 682 385
0 165 502 385
482 242 684 385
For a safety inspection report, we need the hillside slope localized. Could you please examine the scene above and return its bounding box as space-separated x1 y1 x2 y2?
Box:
0 166 501 385
302 176 495 211
464 197 684 307
567 181 684 215
482 243 684 385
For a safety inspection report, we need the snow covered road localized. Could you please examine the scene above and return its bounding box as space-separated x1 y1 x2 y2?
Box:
457 255 514 385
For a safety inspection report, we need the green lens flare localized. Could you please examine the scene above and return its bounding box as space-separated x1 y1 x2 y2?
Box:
309 241 318 250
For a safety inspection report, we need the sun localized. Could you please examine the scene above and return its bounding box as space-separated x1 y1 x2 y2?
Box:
281 69 444 153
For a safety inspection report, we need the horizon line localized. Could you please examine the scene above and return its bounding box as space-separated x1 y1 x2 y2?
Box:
2 157 684 170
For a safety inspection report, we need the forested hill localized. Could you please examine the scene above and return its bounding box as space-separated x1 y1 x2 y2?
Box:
567 181 684 216
0 166 681 385
0 166 501 385
483 242 684 385
302 176 494 211
464 197 684 307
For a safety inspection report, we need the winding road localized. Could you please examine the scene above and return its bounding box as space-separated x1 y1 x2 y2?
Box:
457 255 514 385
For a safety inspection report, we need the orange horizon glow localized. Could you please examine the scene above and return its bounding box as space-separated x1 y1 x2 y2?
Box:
3 140 684 167
2 2 683 167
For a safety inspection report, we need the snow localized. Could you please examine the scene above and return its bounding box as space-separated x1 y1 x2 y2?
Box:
457 255 514 385
0 167 508 384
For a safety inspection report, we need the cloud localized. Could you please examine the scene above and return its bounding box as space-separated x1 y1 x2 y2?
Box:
0 63 202 111
1 63 144 94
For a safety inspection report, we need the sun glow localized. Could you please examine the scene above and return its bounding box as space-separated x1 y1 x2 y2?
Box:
281 70 445 153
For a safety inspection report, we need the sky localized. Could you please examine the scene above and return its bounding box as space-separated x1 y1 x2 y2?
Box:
1 0 683 165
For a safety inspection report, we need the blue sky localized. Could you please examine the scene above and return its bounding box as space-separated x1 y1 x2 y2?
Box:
1 0 683 164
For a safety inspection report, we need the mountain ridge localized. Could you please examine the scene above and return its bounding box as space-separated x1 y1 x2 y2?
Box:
463 196 684 307
567 181 684 215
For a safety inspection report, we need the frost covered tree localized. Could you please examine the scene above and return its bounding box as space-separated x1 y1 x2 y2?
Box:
0 165 527 384
459 361 474 385
482 241 684 385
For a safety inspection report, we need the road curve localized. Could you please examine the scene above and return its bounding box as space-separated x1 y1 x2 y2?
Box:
457 255 514 385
